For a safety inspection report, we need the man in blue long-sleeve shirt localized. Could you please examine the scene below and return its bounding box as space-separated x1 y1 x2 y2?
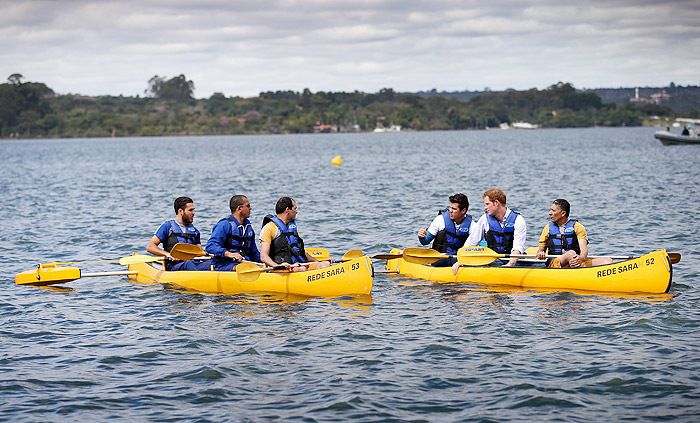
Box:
206 195 261 271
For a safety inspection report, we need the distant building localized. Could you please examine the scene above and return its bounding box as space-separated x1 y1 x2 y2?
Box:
313 124 336 133
630 87 671 105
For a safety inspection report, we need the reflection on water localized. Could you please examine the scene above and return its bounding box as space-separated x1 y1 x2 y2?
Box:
1 128 699 421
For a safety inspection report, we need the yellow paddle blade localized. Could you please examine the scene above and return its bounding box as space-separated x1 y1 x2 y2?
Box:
15 264 81 285
170 243 206 260
236 262 286 283
342 249 364 261
524 246 539 255
306 248 330 261
403 248 447 265
456 246 503 266
119 255 164 265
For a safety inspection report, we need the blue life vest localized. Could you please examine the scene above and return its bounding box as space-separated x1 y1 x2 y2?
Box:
484 212 518 254
268 216 306 264
432 210 472 254
222 216 256 258
546 220 580 255
163 220 199 252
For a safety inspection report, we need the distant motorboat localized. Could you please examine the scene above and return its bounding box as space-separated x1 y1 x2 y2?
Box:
373 124 401 133
511 121 539 129
654 130 700 145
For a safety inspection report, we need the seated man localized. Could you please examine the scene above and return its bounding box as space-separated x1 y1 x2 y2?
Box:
206 195 260 271
453 188 527 274
536 199 612 268
260 197 334 272
417 193 475 267
146 196 210 271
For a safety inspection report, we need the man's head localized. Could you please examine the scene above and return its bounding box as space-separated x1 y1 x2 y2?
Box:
482 188 506 217
230 195 251 219
448 193 469 222
276 197 297 221
174 196 195 224
550 199 570 223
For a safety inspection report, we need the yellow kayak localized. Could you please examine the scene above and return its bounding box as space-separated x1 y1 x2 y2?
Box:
385 249 672 294
128 255 374 297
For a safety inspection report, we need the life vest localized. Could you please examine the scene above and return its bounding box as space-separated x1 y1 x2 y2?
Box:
432 209 472 254
221 216 256 258
546 220 580 255
265 215 307 264
162 220 199 252
484 211 518 254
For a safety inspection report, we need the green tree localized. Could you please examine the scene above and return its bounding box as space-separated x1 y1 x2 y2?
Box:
146 74 195 101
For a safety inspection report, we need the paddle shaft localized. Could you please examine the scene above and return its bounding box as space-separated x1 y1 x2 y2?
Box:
82 271 138 278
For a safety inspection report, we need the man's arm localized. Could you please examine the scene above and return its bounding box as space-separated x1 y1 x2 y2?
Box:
146 235 173 259
206 222 241 261
418 215 442 245
505 215 527 266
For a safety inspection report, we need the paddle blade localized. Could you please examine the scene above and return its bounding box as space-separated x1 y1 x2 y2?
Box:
342 249 364 261
371 253 404 260
15 265 81 286
668 252 681 264
524 246 539 255
119 255 164 265
403 248 447 265
170 243 206 260
306 248 330 261
457 246 502 266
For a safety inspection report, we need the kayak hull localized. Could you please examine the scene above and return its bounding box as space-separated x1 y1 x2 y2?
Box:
385 249 672 294
128 255 374 297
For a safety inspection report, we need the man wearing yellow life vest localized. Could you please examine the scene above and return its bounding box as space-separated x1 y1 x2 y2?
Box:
259 197 334 272
536 199 612 268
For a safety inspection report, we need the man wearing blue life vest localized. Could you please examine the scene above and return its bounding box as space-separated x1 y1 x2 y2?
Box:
146 196 210 271
259 197 334 272
452 188 527 274
205 195 261 271
417 193 476 267
535 199 612 268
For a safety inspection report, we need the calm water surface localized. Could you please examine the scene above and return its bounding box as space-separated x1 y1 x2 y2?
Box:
1 128 700 421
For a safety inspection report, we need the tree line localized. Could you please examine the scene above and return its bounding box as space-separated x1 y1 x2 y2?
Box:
1 74 689 139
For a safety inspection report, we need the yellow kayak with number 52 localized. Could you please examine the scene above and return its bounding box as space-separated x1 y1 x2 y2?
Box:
385 249 672 294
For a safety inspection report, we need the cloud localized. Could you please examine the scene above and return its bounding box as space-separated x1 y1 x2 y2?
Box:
1 0 698 98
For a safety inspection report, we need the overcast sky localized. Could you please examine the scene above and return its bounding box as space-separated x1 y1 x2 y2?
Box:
2 0 699 98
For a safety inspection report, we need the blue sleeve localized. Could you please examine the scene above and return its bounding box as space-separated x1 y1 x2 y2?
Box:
419 232 435 245
154 221 171 243
205 221 229 257
248 236 261 262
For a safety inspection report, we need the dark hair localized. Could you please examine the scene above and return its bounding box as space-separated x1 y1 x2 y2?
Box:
174 196 193 214
275 197 295 214
552 198 571 217
449 193 469 211
229 195 248 213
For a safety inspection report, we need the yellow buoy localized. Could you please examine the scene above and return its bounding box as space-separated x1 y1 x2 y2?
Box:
332 155 342 166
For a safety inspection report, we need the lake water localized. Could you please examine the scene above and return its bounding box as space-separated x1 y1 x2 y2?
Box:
1 127 699 421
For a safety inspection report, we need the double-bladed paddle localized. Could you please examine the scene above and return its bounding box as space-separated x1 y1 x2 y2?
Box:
398 247 682 266
455 246 682 266
341 249 403 261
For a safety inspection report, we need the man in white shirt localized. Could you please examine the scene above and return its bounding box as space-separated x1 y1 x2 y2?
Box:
453 188 527 274
417 193 477 267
